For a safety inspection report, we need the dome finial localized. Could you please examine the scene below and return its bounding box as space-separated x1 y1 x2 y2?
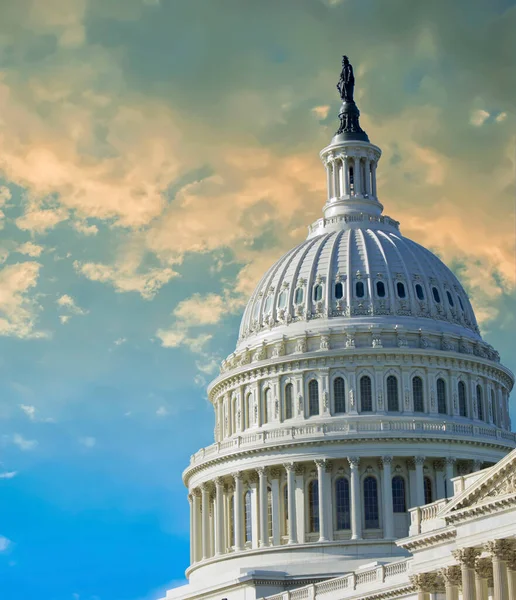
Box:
335 55 369 142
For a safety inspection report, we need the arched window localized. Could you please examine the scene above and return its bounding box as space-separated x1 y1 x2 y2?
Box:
294 287 304 305
244 490 252 542
432 287 441 303
392 476 406 513
458 381 467 417
264 295 273 313
308 380 319 417
387 375 399 412
308 480 319 533
285 383 293 420
313 284 323 302
245 393 253 428
263 388 270 424
335 282 344 300
334 377 346 413
437 378 447 414
356 281 365 298
424 477 433 505
413 376 424 412
376 281 386 297
364 476 379 529
267 487 273 539
349 166 354 192
278 289 287 309
396 281 406 298
335 478 350 530
360 376 373 412
415 284 425 301
476 384 484 421
283 485 289 536
446 290 454 307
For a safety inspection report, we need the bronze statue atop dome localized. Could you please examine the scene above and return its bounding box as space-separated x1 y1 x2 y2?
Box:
337 55 354 103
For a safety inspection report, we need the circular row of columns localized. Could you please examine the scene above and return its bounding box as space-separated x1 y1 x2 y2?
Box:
188 455 460 565
325 155 377 200
411 539 516 600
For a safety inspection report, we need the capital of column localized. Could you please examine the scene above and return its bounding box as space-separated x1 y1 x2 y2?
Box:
188 493 193 503
294 464 305 476
269 467 281 479
348 456 360 468
410 573 444 593
214 476 224 489
232 471 243 481
485 539 514 560
475 557 494 586
283 462 295 473
445 457 457 466
433 460 445 471
200 482 211 493
439 566 461 587
381 455 393 467
256 466 268 479
507 550 516 572
415 456 426 466
315 458 332 473
453 547 482 569
192 488 201 498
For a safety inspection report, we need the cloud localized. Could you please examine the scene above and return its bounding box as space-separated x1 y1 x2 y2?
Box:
57 294 88 315
11 434 38 451
19 404 36 421
72 221 99 236
0 536 11 552
311 105 330 120
156 406 168 417
114 337 127 346
0 187 11 206
79 437 96 448
15 207 69 234
0 471 17 479
0 262 47 339
470 109 490 126
15 242 45 257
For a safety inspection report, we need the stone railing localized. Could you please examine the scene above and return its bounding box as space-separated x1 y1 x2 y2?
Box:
307 213 400 235
410 498 450 535
187 420 515 469
260 559 410 600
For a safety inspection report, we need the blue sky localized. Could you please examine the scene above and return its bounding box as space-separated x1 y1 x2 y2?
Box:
0 0 515 599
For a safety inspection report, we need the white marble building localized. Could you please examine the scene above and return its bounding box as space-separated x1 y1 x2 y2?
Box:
160 58 514 600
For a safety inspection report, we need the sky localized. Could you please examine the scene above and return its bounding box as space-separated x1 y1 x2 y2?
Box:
0 0 515 598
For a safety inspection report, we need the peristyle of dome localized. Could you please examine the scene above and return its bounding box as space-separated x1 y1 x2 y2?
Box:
163 56 515 600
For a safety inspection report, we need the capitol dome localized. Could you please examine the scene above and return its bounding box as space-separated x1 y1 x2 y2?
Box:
168 56 515 600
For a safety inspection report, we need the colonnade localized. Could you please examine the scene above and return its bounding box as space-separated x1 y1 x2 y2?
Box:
187 455 472 565
325 154 378 200
411 539 516 599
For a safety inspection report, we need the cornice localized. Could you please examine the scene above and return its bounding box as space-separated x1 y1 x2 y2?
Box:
446 493 516 524
397 526 456 552
182 434 513 485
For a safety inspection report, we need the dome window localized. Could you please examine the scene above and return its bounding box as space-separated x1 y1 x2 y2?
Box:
458 296 465 311
415 284 425 301
278 290 287 309
396 281 406 298
264 295 273 314
294 287 304 305
253 301 260 319
313 284 323 302
376 281 386 298
446 291 454 307
355 281 365 298
432 287 441 303
335 282 344 300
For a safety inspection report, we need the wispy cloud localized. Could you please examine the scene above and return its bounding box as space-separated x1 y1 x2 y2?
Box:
0 535 11 553
0 471 17 480
11 434 38 451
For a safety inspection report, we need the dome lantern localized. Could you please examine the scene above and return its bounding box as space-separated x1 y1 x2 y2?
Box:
319 55 383 222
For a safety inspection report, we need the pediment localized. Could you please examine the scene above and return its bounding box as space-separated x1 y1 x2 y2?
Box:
439 448 516 517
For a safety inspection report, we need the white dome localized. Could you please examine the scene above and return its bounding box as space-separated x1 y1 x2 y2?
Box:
238 216 479 348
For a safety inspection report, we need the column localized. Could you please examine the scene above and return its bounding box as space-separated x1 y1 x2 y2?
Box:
485 540 511 600
188 493 194 564
249 473 259 549
257 467 269 547
415 456 426 506
214 477 225 556
433 460 446 500
445 458 456 499
372 162 377 197
381 456 394 539
364 158 371 196
348 457 362 540
295 464 306 543
354 158 361 195
475 558 493 600
233 472 244 551
315 459 330 542
440 566 461 600
507 550 516 600
284 463 298 544
410 573 442 600
326 158 332 200
453 548 481 600
270 468 281 546
333 158 340 198
343 156 350 196
201 483 211 560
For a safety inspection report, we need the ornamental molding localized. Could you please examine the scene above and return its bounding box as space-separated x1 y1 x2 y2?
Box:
398 526 456 551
